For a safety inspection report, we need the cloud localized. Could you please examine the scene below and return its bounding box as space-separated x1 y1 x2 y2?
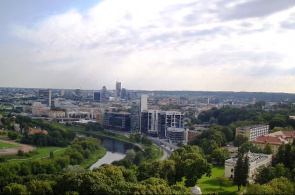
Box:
220 0 295 20
0 0 295 92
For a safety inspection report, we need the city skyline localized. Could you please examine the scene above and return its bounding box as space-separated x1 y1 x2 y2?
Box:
1 0 295 93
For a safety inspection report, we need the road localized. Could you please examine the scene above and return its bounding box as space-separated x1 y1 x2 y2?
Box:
150 137 179 160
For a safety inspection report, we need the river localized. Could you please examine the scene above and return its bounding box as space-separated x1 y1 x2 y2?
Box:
83 134 137 170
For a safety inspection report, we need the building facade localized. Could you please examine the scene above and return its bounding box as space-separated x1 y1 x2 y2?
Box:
236 125 269 141
166 127 186 143
252 131 295 154
224 152 272 181
141 110 183 138
103 112 131 132
38 89 52 107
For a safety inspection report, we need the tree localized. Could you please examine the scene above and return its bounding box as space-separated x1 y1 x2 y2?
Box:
211 148 230 165
234 154 249 191
265 177 295 195
233 135 248 147
2 183 29 195
215 176 232 189
263 143 273 154
125 149 136 162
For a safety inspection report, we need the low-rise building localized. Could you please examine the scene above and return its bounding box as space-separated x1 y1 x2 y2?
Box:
236 124 269 141
252 131 295 154
166 127 186 143
224 152 272 181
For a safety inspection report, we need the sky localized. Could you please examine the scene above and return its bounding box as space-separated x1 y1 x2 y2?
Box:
1 0 295 93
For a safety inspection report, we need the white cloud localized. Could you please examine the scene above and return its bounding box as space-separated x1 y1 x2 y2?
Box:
1 0 295 92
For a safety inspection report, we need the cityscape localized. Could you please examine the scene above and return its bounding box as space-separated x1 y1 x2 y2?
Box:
1 0 295 194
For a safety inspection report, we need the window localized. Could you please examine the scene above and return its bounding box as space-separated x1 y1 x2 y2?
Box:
231 168 234 172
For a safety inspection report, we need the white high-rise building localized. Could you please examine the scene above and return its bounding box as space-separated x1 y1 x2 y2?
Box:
140 94 148 112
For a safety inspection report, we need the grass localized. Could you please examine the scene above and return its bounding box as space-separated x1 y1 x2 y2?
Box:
80 147 107 169
197 166 244 195
5 146 67 161
52 123 134 144
0 141 20 149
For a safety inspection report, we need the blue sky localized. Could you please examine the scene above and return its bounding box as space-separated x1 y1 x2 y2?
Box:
1 0 295 92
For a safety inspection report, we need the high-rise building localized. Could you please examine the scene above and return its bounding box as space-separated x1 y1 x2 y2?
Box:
39 89 52 107
93 92 100 102
100 86 107 102
140 94 148 112
130 101 140 133
116 82 121 98
121 88 127 99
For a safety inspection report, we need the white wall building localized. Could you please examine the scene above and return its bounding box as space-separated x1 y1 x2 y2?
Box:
224 152 272 181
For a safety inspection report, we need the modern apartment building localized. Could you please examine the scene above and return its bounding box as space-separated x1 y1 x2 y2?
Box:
235 124 269 141
38 89 52 107
166 127 186 143
103 112 131 132
141 110 183 138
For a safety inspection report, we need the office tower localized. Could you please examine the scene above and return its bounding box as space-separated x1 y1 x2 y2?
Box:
141 110 183 138
39 89 52 107
103 112 131 132
130 101 140 133
140 94 148 111
116 82 121 98
93 92 100 102
100 86 107 102
121 88 127 99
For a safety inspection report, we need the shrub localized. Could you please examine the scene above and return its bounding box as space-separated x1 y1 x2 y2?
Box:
18 149 24 156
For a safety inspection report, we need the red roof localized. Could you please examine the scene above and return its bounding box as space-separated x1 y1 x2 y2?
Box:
253 135 286 145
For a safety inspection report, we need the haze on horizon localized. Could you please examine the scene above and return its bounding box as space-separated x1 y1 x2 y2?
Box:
1 0 295 93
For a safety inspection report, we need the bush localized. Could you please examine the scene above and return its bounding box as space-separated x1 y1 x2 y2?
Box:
8 132 18 140
18 149 24 156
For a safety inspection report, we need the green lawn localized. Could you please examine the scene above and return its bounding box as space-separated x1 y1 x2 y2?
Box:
5 146 67 161
0 141 19 149
197 166 244 195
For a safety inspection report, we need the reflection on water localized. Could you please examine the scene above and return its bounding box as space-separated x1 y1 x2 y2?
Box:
89 151 126 170
83 133 137 169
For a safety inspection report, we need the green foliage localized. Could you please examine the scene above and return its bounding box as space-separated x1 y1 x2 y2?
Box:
233 135 248 147
189 126 227 150
211 148 230 165
17 149 24 156
248 177 295 195
2 183 29 195
234 155 249 191
8 132 19 140
215 176 232 189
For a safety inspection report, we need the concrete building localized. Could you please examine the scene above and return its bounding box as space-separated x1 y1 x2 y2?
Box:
130 101 140 133
236 125 269 141
167 127 186 143
140 94 148 111
100 86 107 102
93 92 100 102
224 152 272 181
38 89 52 107
141 110 183 138
103 112 131 132
252 131 295 154
49 110 66 118
116 82 121 98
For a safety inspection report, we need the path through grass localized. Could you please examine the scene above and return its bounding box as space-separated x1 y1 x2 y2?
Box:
0 141 19 149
